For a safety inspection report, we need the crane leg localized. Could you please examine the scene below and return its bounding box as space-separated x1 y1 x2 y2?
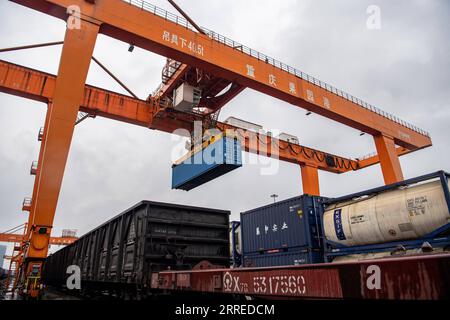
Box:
374 134 404 185
301 164 320 196
16 104 52 298
22 20 99 298
26 103 52 238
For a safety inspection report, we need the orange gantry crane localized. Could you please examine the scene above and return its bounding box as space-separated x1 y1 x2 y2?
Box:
0 0 431 298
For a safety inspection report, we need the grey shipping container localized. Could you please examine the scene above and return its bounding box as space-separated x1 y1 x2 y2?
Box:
43 201 230 298
241 196 326 263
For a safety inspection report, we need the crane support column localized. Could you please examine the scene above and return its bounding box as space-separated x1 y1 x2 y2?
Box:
374 134 404 185
26 103 52 238
23 20 99 296
300 164 320 196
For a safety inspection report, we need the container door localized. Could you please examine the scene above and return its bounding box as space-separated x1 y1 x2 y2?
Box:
108 221 121 279
122 216 137 279
98 226 109 280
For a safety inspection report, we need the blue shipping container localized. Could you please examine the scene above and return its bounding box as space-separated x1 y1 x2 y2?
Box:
240 196 326 257
243 248 322 268
172 137 242 191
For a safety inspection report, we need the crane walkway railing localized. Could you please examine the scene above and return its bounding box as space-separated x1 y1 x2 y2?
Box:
123 0 429 137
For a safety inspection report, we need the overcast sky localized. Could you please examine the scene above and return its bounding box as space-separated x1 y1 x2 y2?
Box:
0 0 449 267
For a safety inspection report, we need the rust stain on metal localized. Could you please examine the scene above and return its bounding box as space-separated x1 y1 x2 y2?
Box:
153 253 450 300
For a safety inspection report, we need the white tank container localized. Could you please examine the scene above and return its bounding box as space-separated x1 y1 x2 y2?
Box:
323 180 450 246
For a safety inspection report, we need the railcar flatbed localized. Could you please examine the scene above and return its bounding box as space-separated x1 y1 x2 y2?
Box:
151 252 450 300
